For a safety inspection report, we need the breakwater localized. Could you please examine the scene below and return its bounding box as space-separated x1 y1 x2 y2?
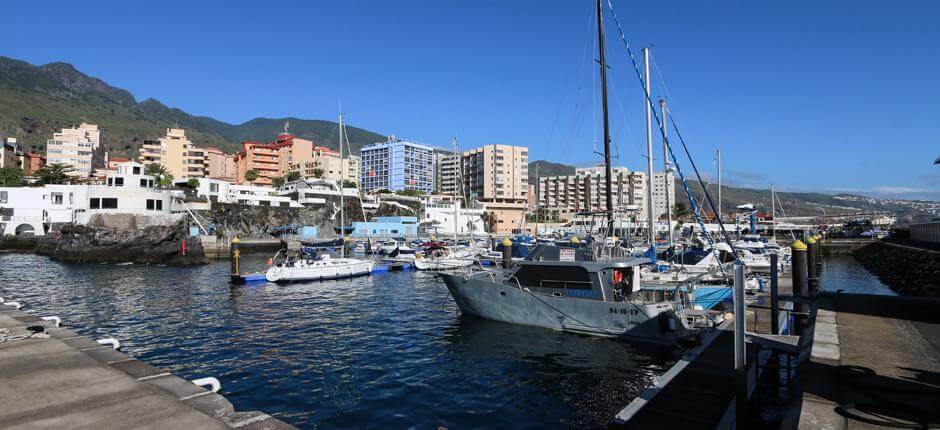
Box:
852 241 939 297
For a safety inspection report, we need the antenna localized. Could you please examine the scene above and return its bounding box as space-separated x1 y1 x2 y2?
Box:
283 121 290 135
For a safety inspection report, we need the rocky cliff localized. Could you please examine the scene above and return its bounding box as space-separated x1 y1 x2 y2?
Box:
204 197 363 238
34 218 206 265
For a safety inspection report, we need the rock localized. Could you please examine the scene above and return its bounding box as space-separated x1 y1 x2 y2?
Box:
853 242 940 298
34 220 206 265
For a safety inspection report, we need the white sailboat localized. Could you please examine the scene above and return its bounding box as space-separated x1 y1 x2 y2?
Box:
265 112 374 282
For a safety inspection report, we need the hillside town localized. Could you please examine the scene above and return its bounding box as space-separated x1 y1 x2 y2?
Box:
0 121 685 238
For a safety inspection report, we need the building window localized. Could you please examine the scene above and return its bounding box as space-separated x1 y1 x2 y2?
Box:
210 183 219 193
101 198 118 209
51 193 63 205
133 166 141 175
0 191 7 204
89 198 100 209
280 202 290 207
146 199 154 210
140 179 148 187
114 177 124 187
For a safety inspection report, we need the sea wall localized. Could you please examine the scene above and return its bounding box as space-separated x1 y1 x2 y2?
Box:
853 242 939 297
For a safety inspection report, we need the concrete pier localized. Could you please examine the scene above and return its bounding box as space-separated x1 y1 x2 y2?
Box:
0 304 294 429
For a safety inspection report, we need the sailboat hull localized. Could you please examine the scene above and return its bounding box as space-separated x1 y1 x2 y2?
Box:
266 259 373 283
439 273 679 342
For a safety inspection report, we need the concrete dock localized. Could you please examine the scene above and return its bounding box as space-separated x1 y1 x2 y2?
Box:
0 303 294 429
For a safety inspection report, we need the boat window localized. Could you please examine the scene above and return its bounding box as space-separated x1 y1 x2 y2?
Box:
668 250 710 265
513 265 593 290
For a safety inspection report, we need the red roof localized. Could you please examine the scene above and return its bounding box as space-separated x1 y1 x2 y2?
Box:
110 157 131 163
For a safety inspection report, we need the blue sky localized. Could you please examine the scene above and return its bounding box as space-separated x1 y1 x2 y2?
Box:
3 0 938 200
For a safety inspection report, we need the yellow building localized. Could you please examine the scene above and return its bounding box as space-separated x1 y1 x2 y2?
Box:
138 128 205 179
290 146 360 185
46 123 100 176
458 144 529 234
203 147 236 182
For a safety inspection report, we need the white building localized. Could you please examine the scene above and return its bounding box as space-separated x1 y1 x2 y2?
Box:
180 178 302 208
419 195 485 236
46 123 100 176
277 178 359 206
1 161 177 235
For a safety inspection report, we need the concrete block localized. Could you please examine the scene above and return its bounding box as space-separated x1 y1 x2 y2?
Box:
184 392 236 420
143 374 208 399
63 336 104 350
110 359 166 379
82 345 132 364
47 328 82 339
811 342 841 362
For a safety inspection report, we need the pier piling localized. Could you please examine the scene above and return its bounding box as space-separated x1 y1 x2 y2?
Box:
502 237 512 268
732 261 748 425
770 253 780 335
230 237 241 282
791 240 808 335
807 236 819 296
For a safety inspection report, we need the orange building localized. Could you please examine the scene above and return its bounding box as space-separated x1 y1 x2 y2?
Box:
234 134 314 185
203 147 236 182
22 152 46 175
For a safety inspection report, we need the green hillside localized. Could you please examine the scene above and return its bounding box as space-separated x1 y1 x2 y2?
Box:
0 56 385 157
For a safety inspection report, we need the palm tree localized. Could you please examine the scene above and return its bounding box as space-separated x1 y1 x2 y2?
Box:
286 171 301 182
37 163 74 185
244 169 260 185
145 163 174 188
311 168 324 179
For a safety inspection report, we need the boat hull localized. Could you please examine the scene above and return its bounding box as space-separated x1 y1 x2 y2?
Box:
415 257 475 270
438 273 680 342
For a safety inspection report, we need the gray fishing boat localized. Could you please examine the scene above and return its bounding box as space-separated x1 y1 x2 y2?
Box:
438 245 695 343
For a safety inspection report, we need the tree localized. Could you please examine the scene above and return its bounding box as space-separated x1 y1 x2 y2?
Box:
0 167 25 187
37 163 73 185
145 163 174 188
244 169 260 184
673 202 689 219
272 176 286 188
186 178 200 188
310 168 324 179
286 171 301 182
396 189 425 197
342 180 357 188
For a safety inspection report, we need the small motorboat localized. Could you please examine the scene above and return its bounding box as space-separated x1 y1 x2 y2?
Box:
414 245 475 270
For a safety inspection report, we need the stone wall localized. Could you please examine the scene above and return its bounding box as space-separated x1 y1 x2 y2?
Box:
853 242 939 298
203 196 363 239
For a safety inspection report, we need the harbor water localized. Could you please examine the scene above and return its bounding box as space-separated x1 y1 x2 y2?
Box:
819 254 896 296
0 253 675 429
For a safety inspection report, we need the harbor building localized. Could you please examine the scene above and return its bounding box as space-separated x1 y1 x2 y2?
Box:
46 123 100 176
234 134 314 186
538 165 672 228
458 144 528 234
138 128 205 179
180 177 302 208
289 145 360 185
203 147 236 182
350 216 419 238
360 137 434 194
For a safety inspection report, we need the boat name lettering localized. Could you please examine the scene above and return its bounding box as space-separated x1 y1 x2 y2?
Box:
609 307 639 316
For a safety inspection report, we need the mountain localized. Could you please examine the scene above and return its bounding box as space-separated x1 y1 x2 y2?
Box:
0 56 386 157
528 160 577 183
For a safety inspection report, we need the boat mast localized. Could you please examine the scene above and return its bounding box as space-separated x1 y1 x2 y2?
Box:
596 0 614 238
771 184 776 239
643 47 655 246
339 111 346 259
717 148 722 223
660 98 672 247
452 137 459 245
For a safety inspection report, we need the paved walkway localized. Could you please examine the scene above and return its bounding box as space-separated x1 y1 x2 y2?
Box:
793 294 940 429
0 304 293 429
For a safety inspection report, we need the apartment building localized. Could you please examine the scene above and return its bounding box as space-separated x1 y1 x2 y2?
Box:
651 171 675 222
434 152 460 195
537 165 673 227
138 128 205 179
290 146 360 185
360 137 434 193
46 123 100 176
203 147 236 182
233 134 314 186
449 144 530 234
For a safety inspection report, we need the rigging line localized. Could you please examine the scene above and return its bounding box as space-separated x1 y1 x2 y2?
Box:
605 0 738 258
606 71 635 163
559 5 598 167
545 0 595 162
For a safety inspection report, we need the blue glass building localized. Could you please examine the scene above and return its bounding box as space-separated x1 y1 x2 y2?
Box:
360 138 435 193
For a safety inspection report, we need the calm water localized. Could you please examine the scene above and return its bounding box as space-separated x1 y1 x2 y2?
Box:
0 253 677 429
819 254 896 296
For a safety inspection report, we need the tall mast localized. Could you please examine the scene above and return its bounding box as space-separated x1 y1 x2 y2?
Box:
771 184 776 240
717 148 722 222
339 111 346 258
596 0 614 237
643 47 655 245
660 98 672 247
452 138 459 245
